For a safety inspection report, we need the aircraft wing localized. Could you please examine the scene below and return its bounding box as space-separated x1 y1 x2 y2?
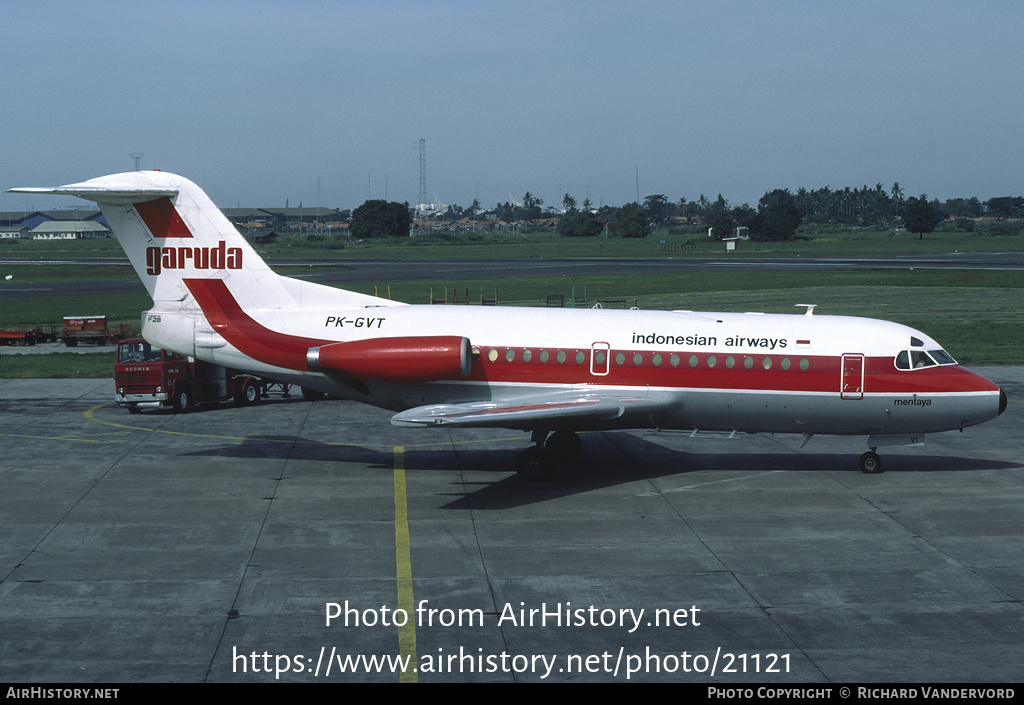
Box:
390 391 675 430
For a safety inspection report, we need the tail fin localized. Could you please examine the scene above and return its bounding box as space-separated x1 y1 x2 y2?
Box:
8 171 391 311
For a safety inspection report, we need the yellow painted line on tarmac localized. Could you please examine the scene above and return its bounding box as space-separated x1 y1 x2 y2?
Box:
84 402 523 450
4 433 112 444
393 446 419 682
77 406 516 682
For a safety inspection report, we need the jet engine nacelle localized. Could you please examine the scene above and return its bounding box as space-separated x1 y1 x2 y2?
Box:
306 336 472 382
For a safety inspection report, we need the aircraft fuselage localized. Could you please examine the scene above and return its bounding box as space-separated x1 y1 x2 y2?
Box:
140 299 1004 438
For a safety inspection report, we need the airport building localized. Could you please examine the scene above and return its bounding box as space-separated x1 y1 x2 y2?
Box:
0 225 30 240
28 220 112 240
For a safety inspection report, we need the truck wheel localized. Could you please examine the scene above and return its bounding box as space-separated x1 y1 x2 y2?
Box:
236 379 261 406
172 386 192 413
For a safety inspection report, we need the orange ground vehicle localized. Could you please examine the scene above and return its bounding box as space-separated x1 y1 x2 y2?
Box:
115 337 267 413
1 324 59 346
63 316 129 346
1 327 42 346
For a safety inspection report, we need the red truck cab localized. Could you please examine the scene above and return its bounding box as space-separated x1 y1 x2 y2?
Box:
115 337 263 413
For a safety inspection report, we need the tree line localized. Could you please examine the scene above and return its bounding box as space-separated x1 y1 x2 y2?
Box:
349 195 655 239
637 186 1023 242
347 186 1024 240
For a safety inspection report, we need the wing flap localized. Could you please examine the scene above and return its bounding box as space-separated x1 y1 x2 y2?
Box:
391 392 674 429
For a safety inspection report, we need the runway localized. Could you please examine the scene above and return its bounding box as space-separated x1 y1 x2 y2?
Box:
1 371 1022 682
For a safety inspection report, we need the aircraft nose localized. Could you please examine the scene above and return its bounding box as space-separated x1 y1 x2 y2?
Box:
999 388 1008 416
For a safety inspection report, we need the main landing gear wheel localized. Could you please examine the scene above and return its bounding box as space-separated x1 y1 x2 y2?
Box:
515 446 552 482
544 431 582 463
515 431 583 481
859 450 883 474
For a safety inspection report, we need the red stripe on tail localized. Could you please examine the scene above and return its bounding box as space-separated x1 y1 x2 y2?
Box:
135 197 194 238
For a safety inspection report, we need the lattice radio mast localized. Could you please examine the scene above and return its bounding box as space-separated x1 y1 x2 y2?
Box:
418 139 427 208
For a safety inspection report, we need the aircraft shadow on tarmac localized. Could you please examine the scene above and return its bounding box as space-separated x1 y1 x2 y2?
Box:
174 430 1018 510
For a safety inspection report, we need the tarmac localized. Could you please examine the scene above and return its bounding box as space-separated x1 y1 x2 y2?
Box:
1 369 1022 683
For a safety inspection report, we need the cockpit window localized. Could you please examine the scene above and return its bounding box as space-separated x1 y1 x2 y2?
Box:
911 351 937 368
894 349 956 370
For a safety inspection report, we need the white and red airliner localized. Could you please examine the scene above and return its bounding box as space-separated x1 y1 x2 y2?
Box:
10 171 1006 477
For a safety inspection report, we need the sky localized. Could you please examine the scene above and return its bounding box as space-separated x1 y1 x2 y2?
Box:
2 0 1022 214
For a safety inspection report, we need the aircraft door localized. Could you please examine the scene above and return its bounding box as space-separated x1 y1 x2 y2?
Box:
590 342 610 376
841 353 865 400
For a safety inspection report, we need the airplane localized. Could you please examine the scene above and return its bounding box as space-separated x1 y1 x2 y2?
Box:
9 171 1007 478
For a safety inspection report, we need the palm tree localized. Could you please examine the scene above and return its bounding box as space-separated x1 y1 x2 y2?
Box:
891 182 904 219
